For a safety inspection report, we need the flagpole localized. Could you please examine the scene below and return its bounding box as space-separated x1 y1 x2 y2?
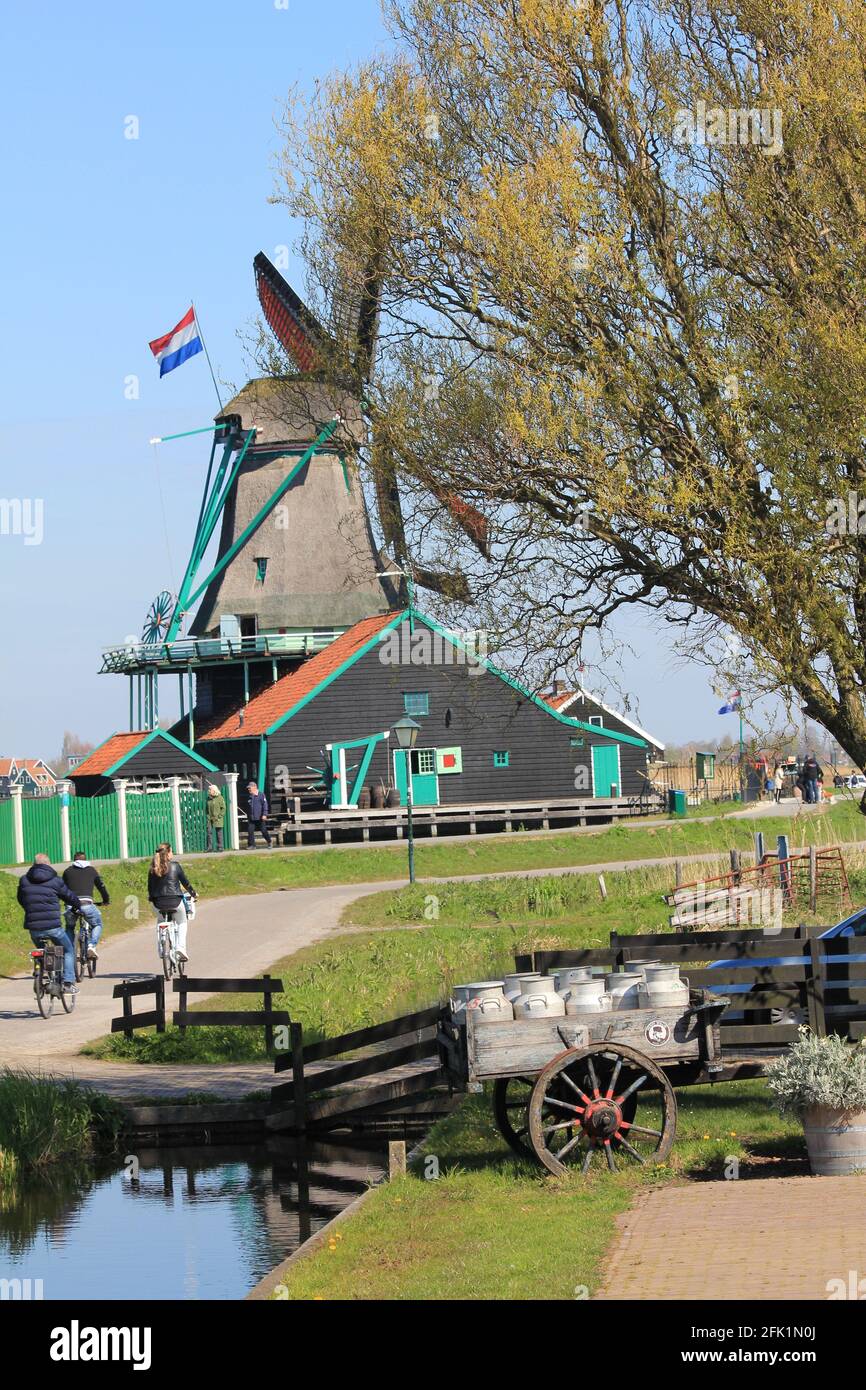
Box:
739 703 745 803
192 303 224 412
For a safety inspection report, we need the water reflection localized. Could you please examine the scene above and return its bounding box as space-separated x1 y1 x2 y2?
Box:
0 1138 386 1300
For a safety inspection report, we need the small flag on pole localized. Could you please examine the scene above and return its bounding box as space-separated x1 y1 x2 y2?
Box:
149 306 203 377
718 690 742 715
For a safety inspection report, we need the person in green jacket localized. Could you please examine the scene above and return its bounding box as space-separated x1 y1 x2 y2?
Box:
206 784 226 852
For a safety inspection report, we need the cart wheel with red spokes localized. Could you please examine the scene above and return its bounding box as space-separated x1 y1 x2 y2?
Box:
527 1043 677 1177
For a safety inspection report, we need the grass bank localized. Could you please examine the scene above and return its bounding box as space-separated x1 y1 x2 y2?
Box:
0 1070 124 1190
82 849 861 1065
270 1080 803 1300
4 798 862 979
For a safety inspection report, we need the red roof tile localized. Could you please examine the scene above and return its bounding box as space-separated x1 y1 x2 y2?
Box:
198 612 403 741
70 733 151 777
546 690 576 711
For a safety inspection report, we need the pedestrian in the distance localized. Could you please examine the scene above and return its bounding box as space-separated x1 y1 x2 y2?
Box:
801 753 823 805
246 781 272 848
206 783 226 852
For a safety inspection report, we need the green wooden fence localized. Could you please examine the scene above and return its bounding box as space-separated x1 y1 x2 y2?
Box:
21 796 63 862
69 793 121 861
180 790 208 853
126 791 173 859
0 798 16 864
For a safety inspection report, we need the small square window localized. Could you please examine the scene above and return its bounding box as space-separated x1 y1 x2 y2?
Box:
414 749 436 775
588 715 603 727
493 751 510 768
404 692 429 716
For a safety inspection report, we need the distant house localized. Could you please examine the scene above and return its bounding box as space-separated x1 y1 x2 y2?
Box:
544 683 665 762
0 757 58 797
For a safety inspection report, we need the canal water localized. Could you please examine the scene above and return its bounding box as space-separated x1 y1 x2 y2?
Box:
0 1137 387 1300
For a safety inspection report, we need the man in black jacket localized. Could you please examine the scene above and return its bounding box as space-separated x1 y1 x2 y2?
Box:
18 854 80 988
801 753 823 805
62 850 109 961
246 782 272 848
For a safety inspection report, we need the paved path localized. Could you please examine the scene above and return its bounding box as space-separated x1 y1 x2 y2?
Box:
597 1174 866 1300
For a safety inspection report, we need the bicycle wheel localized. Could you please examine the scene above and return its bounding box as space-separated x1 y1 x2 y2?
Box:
61 979 76 1013
74 941 83 983
177 956 186 977
87 951 97 979
35 967 53 1019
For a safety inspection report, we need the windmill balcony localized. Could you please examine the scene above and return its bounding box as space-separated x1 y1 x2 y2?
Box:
99 629 345 675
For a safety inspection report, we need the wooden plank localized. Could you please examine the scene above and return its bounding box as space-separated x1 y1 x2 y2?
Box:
719 1023 801 1044
172 1010 290 1028
272 1039 438 1106
621 927 802 946
266 1066 445 1132
111 1009 163 1033
706 988 803 1011
273 1004 443 1072
171 977 285 994
687 964 808 986
467 1017 590 1082
112 977 163 999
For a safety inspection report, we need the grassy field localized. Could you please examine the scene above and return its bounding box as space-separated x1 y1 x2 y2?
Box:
270 1079 804 1300
0 1070 124 1192
82 850 864 1064
3 797 864 979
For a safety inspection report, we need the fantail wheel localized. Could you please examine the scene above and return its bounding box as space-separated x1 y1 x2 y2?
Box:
141 591 175 644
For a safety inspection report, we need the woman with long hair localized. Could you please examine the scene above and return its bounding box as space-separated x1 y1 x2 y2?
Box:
147 842 197 963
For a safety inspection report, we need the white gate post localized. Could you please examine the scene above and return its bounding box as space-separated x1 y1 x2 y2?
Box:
58 781 72 862
169 776 184 856
224 772 239 850
10 785 24 863
112 778 129 860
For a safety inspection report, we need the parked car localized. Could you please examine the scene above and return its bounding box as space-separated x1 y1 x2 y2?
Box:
845 773 866 790
709 906 866 1023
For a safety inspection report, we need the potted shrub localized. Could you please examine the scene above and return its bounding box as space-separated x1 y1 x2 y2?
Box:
766 1027 866 1175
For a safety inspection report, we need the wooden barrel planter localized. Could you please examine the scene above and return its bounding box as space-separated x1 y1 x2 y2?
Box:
803 1105 866 1175
386 788 401 807
370 783 386 809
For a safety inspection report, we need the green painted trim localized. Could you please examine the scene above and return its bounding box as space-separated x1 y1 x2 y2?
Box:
258 736 267 790
103 728 219 777
264 611 406 735
70 729 130 779
348 739 379 805
416 613 649 748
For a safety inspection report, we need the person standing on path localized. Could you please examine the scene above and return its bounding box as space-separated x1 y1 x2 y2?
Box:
18 853 81 991
246 782 272 848
206 783 226 852
62 850 110 961
801 753 823 804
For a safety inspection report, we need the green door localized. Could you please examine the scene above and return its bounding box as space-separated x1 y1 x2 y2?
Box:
392 749 440 806
591 744 621 797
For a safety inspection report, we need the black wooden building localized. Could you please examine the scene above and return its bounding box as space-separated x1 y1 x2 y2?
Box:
70 729 221 796
194 610 658 813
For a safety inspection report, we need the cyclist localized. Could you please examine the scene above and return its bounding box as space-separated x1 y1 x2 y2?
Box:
147 842 197 964
62 849 110 962
18 853 81 993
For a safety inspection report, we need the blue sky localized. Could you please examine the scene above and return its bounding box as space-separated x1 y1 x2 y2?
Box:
0 0 741 757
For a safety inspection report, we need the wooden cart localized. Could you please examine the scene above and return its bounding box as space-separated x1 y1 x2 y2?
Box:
437 990 728 1175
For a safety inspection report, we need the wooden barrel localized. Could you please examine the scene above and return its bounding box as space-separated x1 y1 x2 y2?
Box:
386 787 402 807
803 1105 866 1175
370 783 386 808
358 787 371 810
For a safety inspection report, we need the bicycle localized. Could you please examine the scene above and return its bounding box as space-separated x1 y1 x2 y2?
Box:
71 909 97 981
157 914 186 980
31 939 76 1018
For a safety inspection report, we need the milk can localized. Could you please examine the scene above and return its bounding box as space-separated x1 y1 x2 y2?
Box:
622 960 660 981
503 972 542 1002
451 981 512 1024
639 964 689 1009
513 975 566 1019
565 977 611 1015
463 982 514 1024
552 967 594 998
604 970 643 1010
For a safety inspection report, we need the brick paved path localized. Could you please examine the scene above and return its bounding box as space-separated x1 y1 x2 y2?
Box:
597 1175 866 1300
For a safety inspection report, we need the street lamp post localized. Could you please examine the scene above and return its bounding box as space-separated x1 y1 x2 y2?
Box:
393 717 420 884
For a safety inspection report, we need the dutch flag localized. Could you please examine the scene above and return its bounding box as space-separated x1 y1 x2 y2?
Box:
718 690 742 715
148 306 203 377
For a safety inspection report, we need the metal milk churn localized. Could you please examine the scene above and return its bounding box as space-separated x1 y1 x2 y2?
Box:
551 966 594 999
565 977 611 1015
463 981 514 1024
503 972 542 1002
639 964 689 1009
513 975 566 1019
604 969 643 1010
